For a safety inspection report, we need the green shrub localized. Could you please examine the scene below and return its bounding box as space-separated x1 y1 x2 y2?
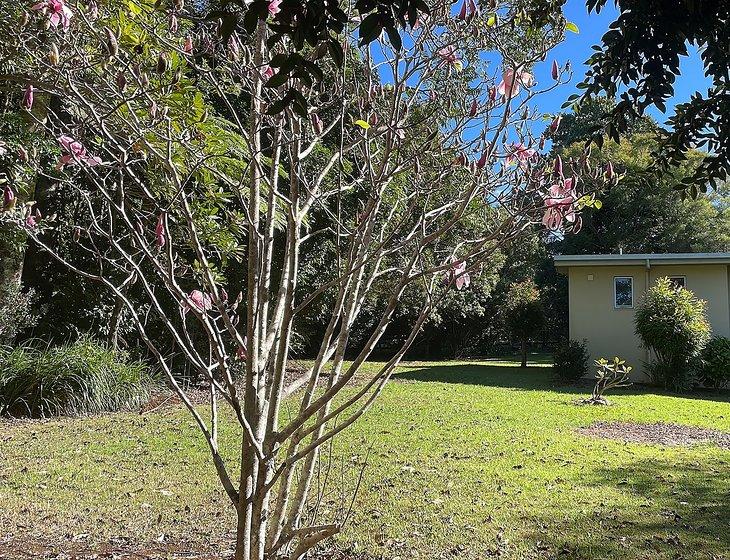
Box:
699 336 730 389
553 338 589 382
0 337 154 417
635 277 711 391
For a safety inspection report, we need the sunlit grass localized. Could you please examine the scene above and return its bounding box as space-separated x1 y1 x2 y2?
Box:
1 360 728 558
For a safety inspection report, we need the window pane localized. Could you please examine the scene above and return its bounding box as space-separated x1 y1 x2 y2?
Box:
615 277 633 307
669 276 686 288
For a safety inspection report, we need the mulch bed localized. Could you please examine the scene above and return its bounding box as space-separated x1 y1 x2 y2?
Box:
577 421 730 449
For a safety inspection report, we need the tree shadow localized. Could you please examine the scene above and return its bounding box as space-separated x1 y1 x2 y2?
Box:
393 363 730 403
393 363 558 391
521 456 730 558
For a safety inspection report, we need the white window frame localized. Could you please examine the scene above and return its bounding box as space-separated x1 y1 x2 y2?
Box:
668 275 687 289
613 276 634 309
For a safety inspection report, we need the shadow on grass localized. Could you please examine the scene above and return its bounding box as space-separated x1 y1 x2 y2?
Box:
523 456 730 559
394 363 558 391
394 363 730 403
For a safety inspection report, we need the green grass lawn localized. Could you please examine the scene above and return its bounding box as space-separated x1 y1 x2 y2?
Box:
1 360 729 559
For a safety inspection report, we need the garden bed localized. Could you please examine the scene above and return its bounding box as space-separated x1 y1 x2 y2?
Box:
577 421 730 449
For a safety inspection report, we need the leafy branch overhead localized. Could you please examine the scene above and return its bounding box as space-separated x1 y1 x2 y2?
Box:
209 0 430 113
575 0 729 192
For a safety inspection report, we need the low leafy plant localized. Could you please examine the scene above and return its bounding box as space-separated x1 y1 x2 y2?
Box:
699 336 730 390
553 338 589 382
635 277 711 391
0 337 154 418
0 283 38 344
583 357 632 405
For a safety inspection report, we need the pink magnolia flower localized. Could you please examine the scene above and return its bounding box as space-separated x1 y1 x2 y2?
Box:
32 0 73 31
448 260 471 290
437 45 459 65
505 143 536 167
25 214 38 228
268 0 282 17
497 68 534 98
543 178 579 231
185 289 213 314
155 213 166 248
56 135 102 169
262 65 275 80
183 36 194 55
23 85 34 110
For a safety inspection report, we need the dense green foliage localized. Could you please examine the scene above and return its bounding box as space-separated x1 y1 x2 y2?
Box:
635 278 711 391
553 100 730 255
0 283 38 345
579 0 729 189
699 336 730 390
0 337 153 417
552 338 589 382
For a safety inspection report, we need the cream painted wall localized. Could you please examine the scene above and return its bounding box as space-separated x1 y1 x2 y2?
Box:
565 263 730 380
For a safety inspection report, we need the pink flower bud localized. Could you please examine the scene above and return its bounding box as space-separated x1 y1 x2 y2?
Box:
3 186 15 209
551 60 559 80
476 150 488 169
606 161 614 179
155 213 166 248
23 84 34 110
554 155 563 176
469 99 478 117
457 0 468 20
311 113 323 135
550 115 561 133
183 36 194 55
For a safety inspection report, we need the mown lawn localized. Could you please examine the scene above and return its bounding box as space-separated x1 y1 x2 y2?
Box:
1 360 729 559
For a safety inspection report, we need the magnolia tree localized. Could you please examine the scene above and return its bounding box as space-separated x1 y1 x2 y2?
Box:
0 0 612 557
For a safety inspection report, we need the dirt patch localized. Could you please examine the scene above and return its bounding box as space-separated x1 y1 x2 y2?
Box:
577 421 730 449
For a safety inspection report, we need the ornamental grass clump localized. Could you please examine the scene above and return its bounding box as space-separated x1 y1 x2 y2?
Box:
0 337 153 418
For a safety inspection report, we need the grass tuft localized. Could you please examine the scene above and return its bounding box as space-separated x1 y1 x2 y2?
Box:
0 336 154 417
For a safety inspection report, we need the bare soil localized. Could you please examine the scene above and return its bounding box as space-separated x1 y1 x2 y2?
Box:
577 421 730 449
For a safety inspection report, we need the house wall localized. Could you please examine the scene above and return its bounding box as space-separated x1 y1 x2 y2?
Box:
566 263 730 380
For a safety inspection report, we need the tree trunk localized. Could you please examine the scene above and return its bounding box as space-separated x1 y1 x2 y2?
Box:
521 338 527 368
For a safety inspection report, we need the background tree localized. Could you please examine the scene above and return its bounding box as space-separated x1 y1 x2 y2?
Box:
578 0 729 190
504 279 545 367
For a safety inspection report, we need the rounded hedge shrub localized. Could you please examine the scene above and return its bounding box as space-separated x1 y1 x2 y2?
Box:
0 337 154 418
553 338 589 382
635 277 711 391
699 336 730 389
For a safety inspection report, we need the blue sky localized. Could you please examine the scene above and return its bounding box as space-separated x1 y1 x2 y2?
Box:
537 0 711 127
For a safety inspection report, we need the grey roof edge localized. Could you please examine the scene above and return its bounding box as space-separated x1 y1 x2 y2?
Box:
554 253 730 267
